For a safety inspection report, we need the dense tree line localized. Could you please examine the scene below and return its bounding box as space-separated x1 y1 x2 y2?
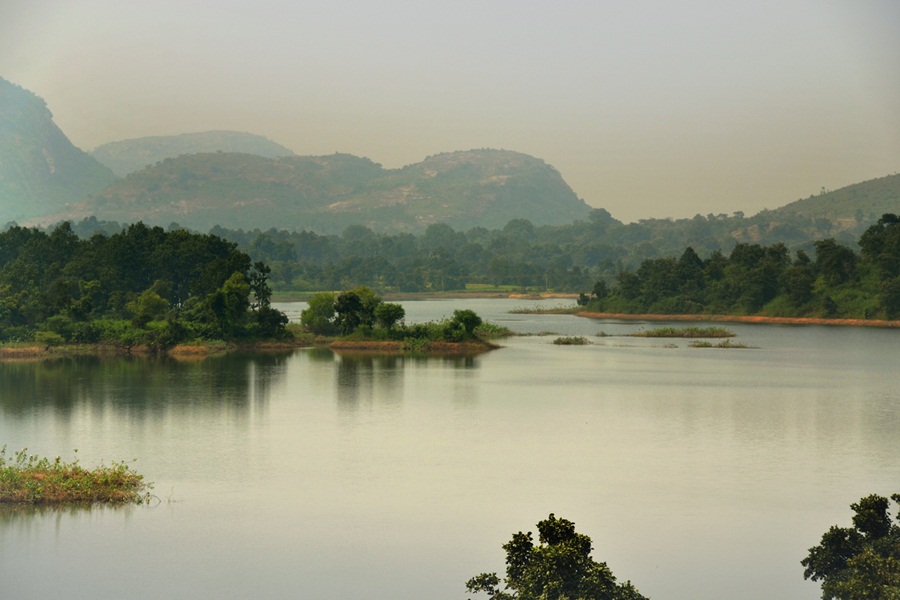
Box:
207 209 863 294
581 215 900 320
60 205 866 295
0 222 287 346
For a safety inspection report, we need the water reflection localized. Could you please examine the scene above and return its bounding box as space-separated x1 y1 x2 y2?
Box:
0 352 293 419
333 352 480 409
335 354 404 408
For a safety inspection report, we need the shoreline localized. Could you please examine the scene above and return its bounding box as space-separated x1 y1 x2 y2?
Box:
273 291 580 302
575 312 900 328
0 337 499 361
328 339 499 355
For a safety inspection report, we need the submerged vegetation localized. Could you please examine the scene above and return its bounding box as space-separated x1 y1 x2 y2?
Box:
552 336 590 345
630 326 735 338
0 446 149 504
688 339 749 349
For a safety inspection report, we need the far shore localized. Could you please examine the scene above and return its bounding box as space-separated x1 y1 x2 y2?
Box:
576 311 900 328
273 291 580 302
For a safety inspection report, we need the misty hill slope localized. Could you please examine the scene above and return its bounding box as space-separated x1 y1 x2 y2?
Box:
90 130 296 176
56 149 592 232
0 77 117 225
769 173 900 229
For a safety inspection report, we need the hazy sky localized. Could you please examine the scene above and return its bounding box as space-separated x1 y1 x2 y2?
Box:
2 0 899 222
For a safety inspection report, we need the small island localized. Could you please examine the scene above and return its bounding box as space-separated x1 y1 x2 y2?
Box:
0 446 149 505
299 286 508 355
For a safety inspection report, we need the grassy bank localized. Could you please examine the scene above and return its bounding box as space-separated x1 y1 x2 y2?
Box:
0 447 150 505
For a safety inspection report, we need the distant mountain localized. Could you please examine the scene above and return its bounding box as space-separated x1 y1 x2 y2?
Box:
51 149 593 232
768 173 900 230
0 77 117 225
90 131 295 177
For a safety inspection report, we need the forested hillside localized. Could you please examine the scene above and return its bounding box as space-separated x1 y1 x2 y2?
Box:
0 77 117 225
771 173 900 227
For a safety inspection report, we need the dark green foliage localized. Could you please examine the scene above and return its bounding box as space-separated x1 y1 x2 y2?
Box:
299 287 489 345
300 292 337 335
451 309 482 336
802 493 900 599
815 239 857 286
0 221 286 344
586 217 900 320
374 302 405 330
333 291 366 335
467 514 648 600
859 214 900 280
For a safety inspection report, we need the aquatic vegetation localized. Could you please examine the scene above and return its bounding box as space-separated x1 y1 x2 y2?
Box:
552 336 591 345
688 339 749 349
509 304 580 315
0 446 150 505
631 326 735 338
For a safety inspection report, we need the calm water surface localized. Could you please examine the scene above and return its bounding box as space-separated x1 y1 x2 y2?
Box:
1 298 898 600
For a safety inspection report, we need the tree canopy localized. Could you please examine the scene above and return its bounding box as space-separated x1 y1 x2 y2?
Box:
0 221 287 347
802 493 900 600
467 514 648 600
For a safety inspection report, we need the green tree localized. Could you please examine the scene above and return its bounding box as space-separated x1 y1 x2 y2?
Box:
127 288 169 327
859 214 900 280
333 291 365 335
879 276 900 320
451 309 482 337
815 239 858 286
247 261 273 309
802 493 900 600
466 514 648 600
300 292 337 335
374 302 405 331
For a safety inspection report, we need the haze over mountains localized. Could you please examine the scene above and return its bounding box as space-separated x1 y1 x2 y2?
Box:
1 76 898 236
0 78 116 224
90 131 296 177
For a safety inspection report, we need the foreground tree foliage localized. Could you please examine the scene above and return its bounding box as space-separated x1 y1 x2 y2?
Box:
802 493 900 600
0 221 287 346
467 514 648 600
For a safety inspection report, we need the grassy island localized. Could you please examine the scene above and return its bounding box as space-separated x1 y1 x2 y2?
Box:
0 447 150 505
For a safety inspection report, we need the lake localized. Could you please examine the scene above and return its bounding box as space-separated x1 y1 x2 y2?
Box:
1 298 898 600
